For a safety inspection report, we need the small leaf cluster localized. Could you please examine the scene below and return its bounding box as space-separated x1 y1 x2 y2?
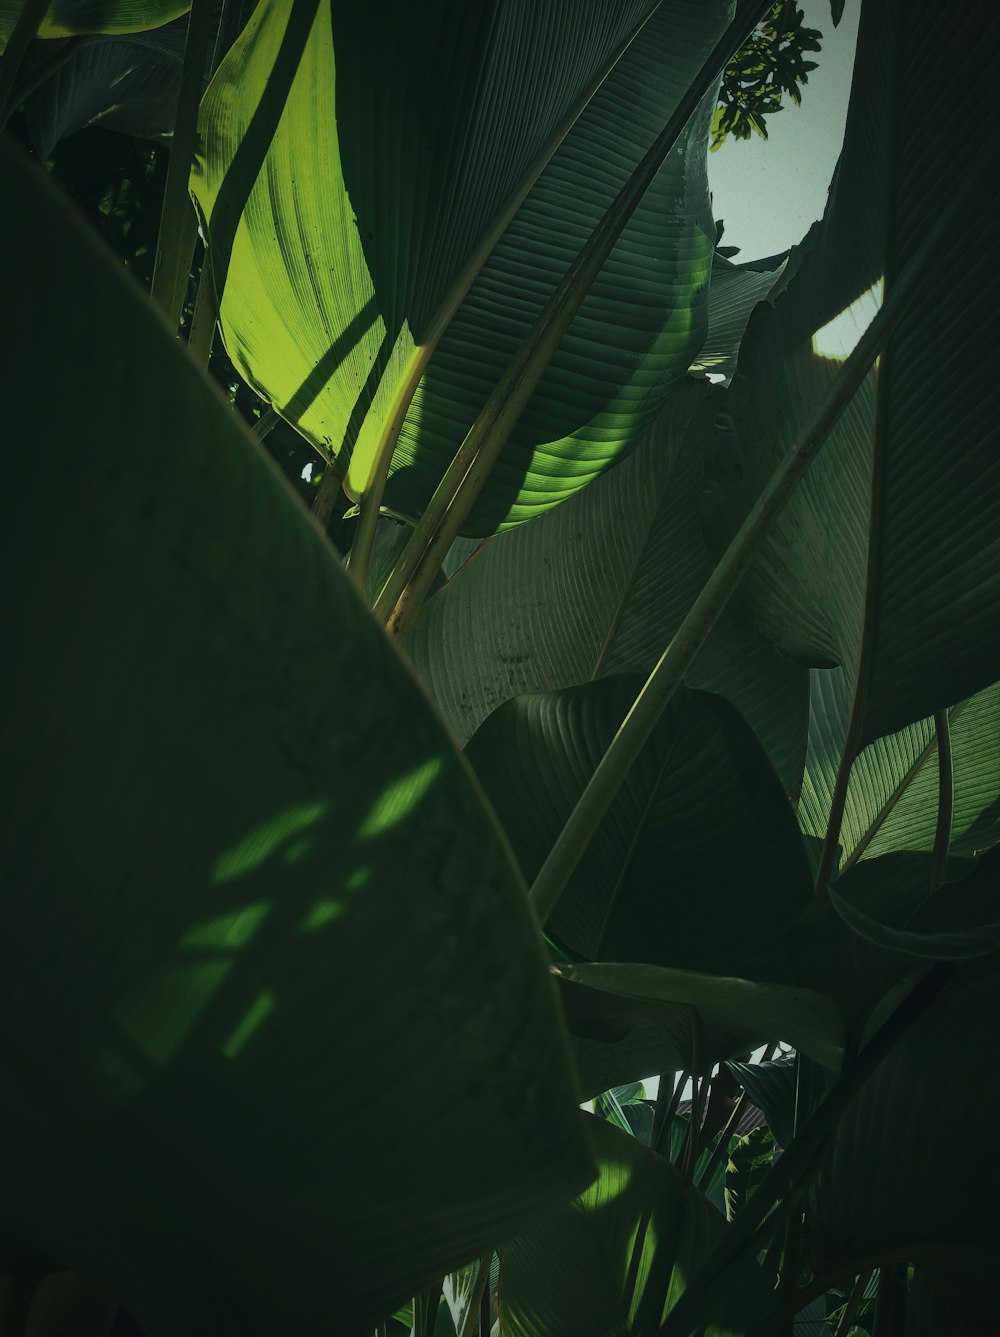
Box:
713 0 824 149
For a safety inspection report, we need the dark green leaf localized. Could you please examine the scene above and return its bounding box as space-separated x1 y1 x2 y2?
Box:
0 141 591 1335
702 0 1000 740
725 1055 797 1147
467 676 814 977
409 384 809 799
500 1115 772 1336
0 0 190 42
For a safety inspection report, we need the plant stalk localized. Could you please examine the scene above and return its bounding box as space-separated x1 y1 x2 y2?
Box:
151 0 214 327
832 1270 875 1337
186 256 218 370
928 709 953 892
375 0 775 634
652 1071 687 1158
0 0 48 128
528 179 968 928
695 1089 746 1192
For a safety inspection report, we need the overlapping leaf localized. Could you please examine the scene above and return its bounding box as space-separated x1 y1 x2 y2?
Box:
466 675 814 976
0 0 189 44
0 143 592 1336
499 1115 772 1336
798 676 1000 870
23 24 186 156
702 0 1000 740
192 0 734 530
828 848 1000 960
408 381 809 796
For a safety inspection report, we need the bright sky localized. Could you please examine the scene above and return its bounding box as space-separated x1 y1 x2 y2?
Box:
707 0 861 264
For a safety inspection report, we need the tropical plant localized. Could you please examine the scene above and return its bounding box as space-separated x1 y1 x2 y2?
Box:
1 1 998 1335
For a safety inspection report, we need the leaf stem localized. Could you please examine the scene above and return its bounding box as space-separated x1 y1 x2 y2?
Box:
0 0 48 129
529 177 968 928
375 0 775 636
151 0 214 327
832 1270 874 1337
928 709 953 892
186 255 218 370
652 1071 687 1158
695 1090 746 1193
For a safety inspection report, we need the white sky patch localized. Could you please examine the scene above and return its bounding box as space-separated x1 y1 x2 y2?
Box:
811 275 884 361
301 461 313 481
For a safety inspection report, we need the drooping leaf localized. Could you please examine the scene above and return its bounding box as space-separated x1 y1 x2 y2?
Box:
408 383 809 798
702 0 1000 740
192 0 733 530
23 25 187 157
466 676 814 977
690 250 786 384
0 0 189 44
797 675 1000 870
499 1115 772 1336
557 964 842 1070
0 142 592 1335
828 848 1000 960
810 960 1000 1325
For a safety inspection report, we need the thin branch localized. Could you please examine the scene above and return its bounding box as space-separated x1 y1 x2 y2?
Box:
928 709 954 892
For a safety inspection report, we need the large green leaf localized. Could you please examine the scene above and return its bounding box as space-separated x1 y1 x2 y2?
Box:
191 0 733 530
809 960 1000 1326
408 382 809 797
0 143 592 1335
797 674 1000 869
0 0 189 43
466 676 814 977
499 1115 772 1336
702 0 1000 741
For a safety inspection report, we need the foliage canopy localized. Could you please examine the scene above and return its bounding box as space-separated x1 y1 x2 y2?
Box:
1 1 998 1335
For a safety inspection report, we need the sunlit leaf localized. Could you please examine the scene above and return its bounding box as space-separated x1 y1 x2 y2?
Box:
192 0 733 530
